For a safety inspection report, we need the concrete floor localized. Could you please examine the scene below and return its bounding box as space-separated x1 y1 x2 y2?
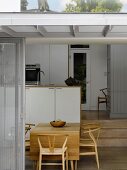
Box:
81 110 109 120
26 147 127 170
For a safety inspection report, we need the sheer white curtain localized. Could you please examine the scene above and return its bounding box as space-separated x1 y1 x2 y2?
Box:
0 39 25 170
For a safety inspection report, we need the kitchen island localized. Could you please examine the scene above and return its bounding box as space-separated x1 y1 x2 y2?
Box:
26 86 81 124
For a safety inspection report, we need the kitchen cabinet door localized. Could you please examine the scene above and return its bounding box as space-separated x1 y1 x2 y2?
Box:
50 45 68 85
55 87 81 123
26 87 81 124
26 44 50 84
26 87 55 124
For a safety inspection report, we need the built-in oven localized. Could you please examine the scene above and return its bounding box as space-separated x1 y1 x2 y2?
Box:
25 64 40 85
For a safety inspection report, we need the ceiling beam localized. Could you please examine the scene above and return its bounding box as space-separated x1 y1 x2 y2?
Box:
102 25 113 37
70 26 75 37
70 25 79 37
26 37 127 44
73 25 79 37
34 25 47 37
44 32 73 37
1 26 17 37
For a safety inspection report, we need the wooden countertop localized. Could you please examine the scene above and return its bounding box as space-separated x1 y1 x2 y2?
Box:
31 123 80 134
26 85 81 88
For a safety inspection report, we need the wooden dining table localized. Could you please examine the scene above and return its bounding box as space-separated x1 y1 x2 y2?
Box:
30 122 80 170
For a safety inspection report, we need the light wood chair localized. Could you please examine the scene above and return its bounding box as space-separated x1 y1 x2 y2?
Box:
37 134 68 170
25 123 35 151
80 123 101 169
25 123 37 170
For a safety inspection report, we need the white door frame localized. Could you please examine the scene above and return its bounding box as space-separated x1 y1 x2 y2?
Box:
69 49 91 110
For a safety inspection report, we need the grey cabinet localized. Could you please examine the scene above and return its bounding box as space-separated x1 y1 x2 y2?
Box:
109 45 127 118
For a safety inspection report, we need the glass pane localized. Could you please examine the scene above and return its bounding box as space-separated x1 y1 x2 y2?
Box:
0 41 24 170
21 0 127 13
0 43 16 170
74 53 86 104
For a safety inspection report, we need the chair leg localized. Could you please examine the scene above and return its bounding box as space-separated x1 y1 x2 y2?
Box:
98 98 100 119
106 100 108 110
95 146 99 169
66 151 68 170
32 160 36 170
39 154 42 170
98 98 99 111
62 154 65 170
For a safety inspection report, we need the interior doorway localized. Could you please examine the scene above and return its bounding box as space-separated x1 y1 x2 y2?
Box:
69 49 90 110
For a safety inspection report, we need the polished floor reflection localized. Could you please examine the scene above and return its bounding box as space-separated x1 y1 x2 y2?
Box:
81 110 109 120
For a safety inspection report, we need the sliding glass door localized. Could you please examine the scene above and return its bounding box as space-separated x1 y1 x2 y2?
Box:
0 38 25 170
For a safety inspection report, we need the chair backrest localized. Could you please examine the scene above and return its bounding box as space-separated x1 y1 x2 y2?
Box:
25 123 35 136
100 88 107 97
25 123 35 153
81 123 101 144
38 134 68 152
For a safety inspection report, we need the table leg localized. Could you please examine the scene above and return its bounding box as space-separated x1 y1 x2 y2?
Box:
75 160 77 170
70 160 74 170
36 161 39 170
70 160 77 170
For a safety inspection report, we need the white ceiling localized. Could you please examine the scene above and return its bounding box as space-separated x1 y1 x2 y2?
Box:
0 14 127 40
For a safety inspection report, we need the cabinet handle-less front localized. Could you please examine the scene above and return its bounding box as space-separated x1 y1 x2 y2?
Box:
48 87 62 120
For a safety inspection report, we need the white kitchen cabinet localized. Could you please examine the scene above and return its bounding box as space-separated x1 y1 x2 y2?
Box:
26 44 50 84
26 44 68 85
49 45 68 85
25 87 55 124
55 87 80 122
25 87 80 124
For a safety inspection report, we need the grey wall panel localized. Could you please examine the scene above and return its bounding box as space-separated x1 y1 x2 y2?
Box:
110 45 127 117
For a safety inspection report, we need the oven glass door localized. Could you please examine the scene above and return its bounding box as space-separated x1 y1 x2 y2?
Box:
25 68 40 84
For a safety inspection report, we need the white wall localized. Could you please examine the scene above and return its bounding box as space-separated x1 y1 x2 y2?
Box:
0 0 20 12
90 45 107 110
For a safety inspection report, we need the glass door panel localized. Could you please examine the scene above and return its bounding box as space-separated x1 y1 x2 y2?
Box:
0 39 25 170
74 53 86 104
70 49 90 110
